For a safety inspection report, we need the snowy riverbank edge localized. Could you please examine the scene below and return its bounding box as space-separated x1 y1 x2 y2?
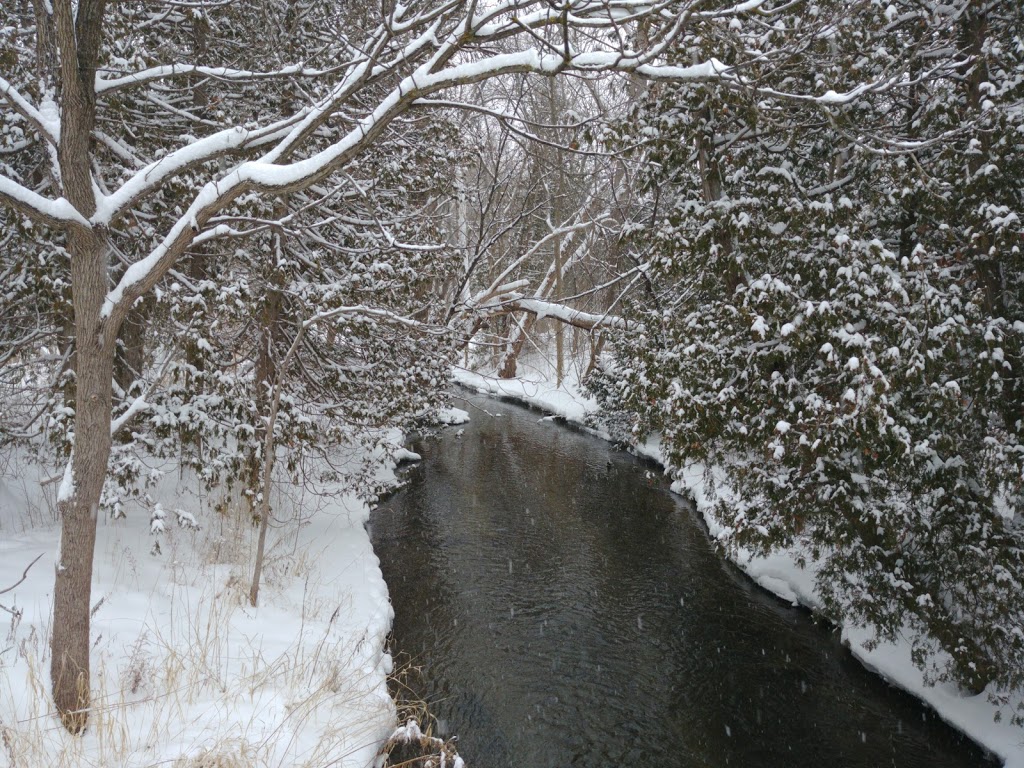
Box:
0 434 428 768
452 366 1024 767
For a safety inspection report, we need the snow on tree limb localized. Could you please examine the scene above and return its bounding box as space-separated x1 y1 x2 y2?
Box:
93 124 285 226
0 77 60 147
501 298 629 331
468 220 608 311
0 174 91 228
694 0 770 18
99 38 729 325
94 63 339 95
2 0 900 333
1 0 894 333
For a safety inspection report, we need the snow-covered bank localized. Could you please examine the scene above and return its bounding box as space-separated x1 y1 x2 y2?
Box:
0 438 413 767
453 365 1024 768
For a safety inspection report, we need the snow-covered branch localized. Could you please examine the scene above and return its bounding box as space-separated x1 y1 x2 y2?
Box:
110 396 149 436
469 219 607 310
487 297 630 331
93 124 282 226
300 304 437 333
95 63 337 95
0 77 59 146
0 174 90 229
100 39 730 326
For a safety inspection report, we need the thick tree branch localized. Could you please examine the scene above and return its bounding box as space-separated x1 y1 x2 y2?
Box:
0 175 91 229
95 63 339 95
492 297 630 331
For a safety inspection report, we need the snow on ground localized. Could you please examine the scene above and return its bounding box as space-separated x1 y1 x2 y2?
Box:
452 364 596 424
0 436 410 768
454 362 1024 768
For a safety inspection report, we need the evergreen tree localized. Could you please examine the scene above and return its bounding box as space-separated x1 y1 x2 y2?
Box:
592 0 1024 709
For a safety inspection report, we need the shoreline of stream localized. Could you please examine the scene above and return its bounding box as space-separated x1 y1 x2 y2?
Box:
448 365 1023 768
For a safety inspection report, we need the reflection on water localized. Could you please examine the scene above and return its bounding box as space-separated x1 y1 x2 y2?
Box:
371 395 992 767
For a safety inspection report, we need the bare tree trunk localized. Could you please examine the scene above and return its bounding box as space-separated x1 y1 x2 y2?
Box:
248 0 297 523
249 421 276 607
498 316 532 379
52 226 113 733
548 77 565 386
250 305 317 607
585 331 605 378
554 238 564 385
248 237 285 602
249 371 283 607
49 0 112 733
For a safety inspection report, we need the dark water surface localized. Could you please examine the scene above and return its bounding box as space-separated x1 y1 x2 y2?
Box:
371 394 992 767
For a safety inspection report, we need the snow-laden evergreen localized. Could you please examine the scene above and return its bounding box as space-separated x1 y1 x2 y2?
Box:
592 0 1024 712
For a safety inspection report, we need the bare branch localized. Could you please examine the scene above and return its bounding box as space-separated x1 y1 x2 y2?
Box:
0 553 45 596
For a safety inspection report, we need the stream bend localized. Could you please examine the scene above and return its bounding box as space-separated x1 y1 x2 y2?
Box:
371 394 990 768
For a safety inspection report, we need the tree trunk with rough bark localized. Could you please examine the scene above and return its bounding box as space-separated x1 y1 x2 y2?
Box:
52 226 114 733
48 0 113 733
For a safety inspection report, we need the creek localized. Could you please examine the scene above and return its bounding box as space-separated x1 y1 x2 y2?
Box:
370 393 991 767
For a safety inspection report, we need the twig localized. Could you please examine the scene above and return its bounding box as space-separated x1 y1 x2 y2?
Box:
0 553 44 596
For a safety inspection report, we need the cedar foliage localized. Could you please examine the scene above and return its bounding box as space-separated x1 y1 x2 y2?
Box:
591 0 1024 710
